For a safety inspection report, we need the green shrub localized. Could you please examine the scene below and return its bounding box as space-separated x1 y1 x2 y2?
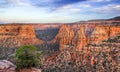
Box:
15 45 42 69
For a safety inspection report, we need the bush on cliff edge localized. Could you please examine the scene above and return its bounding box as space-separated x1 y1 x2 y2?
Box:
15 45 42 69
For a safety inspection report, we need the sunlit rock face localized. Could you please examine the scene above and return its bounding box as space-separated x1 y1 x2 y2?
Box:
0 24 36 38
53 22 120 51
18 25 36 38
90 26 110 43
110 26 120 36
72 26 87 51
53 25 87 51
54 25 74 51
90 25 120 44
0 24 42 48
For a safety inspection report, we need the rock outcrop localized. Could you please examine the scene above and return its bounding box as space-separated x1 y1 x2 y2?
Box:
90 25 120 44
53 23 120 51
18 68 41 72
43 34 120 72
54 25 74 50
72 26 87 51
90 26 110 43
0 24 42 48
0 24 36 38
0 60 16 72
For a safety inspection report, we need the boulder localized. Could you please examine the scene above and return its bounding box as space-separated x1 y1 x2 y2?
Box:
0 60 16 72
18 68 41 72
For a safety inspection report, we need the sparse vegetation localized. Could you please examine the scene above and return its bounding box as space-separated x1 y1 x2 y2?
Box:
15 45 42 69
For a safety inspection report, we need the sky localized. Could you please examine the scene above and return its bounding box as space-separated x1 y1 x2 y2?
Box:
0 0 120 23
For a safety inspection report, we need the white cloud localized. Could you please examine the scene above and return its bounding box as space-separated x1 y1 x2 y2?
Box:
70 8 81 13
78 4 91 8
9 0 32 7
54 5 81 13
93 4 120 14
38 0 55 3
88 0 111 2
61 5 72 9
113 5 120 10
54 3 91 13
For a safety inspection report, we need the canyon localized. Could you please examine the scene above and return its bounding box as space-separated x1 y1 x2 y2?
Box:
52 21 120 51
0 19 120 51
0 16 120 71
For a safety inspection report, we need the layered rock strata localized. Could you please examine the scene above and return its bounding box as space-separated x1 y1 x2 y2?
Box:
0 24 42 48
53 24 120 51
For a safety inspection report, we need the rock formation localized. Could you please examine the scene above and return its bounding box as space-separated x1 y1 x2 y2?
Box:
90 26 110 43
18 68 41 72
0 24 42 48
90 25 120 44
72 26 87 51
0 60 16 72
54 25 74 50
43 34 120 72
0 24 36 38
53 22 120 51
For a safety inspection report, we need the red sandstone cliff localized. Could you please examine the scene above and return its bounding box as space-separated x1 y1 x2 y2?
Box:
0 24 42 48
90 25 120 44
72 26 87 51
52 23 120 51
54 25 74 50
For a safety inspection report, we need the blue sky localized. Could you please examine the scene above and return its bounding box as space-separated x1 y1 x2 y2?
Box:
0 0 120 23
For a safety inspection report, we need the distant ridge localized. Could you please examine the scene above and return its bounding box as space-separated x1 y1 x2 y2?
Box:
0 16 120 24
75 16 120 23
109 16 120 20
